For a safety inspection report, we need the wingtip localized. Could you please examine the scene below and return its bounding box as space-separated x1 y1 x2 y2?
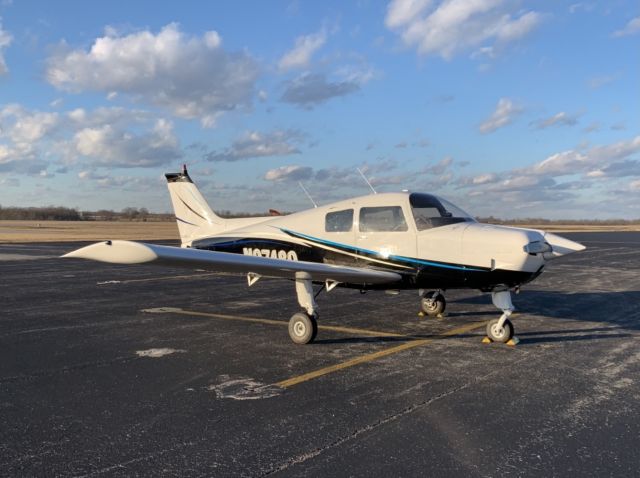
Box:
61 240 157 264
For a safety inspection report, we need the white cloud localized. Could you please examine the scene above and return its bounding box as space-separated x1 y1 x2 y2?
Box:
281 72 361 109
385 0 542 59
205 130 304 162
1 104 60 142
46 23 259 126
478 97 522 134
472 173 498 185
278 29 327 71
520 136 640 178
423 156 453 174
531 111 580 130
612 16 640 37
386 0 433 28
0 104 184 174
0 19 11 75
70 119 181 168
264 165 314 182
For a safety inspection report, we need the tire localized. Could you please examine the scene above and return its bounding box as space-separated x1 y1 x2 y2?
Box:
486 318 514 343
288 312 318 345
421 293 446 316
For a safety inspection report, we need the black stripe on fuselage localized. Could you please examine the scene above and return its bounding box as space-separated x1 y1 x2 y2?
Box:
191 236 541 290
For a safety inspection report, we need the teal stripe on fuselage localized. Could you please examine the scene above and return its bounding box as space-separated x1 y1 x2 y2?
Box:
279 228 485 273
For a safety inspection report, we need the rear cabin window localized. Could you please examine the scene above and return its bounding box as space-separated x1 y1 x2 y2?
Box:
325 209 354 232
359 206 408 232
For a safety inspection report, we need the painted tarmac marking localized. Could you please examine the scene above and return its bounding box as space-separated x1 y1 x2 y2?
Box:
142 308 404 338
276 321 487 388
143 307 488 388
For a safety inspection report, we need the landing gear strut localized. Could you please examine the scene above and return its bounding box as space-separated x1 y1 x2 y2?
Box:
420 290 446 317
288 272 319 344
485 290 515 343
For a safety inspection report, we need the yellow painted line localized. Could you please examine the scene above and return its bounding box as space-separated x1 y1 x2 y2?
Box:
276 321 487 388
146 308 403 338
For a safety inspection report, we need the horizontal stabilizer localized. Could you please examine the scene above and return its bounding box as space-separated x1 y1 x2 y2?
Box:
63 240 402 285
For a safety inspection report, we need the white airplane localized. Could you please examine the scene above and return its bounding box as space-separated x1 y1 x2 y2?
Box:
64 165 585 345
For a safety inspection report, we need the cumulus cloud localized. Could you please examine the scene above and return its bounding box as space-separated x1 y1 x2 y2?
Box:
205 130 304 162
385 0 542 59
45 23 259 126
264 164 314 182
278 29 327 71
0 19 11 75
70 119 181 168
478 98 522 134
281 73 361 109
0 104 183 173
1 104 60 142
612 16 640 37
531 111 580 130
454 136 640 218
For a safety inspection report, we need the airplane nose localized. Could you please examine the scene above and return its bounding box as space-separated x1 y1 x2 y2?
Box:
542 233 586 259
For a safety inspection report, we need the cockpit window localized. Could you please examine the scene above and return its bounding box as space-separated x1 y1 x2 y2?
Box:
325 209 353 232
359 206 408 232
409 193 475 231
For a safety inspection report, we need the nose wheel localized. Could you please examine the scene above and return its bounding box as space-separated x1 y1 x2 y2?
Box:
483 290 519 345
486 317 514 343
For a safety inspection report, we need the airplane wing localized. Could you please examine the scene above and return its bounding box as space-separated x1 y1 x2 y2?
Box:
63 240 402 285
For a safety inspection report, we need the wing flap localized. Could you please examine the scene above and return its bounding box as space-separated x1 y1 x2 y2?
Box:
63 240 402 285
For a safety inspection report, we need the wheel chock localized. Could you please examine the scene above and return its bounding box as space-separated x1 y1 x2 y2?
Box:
482 336 520 346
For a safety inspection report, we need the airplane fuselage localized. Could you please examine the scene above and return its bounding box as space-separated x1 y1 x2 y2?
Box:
185 192 557 292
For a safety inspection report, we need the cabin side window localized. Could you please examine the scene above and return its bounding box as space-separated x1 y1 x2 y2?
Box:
359 206 408 232
325 209 354 232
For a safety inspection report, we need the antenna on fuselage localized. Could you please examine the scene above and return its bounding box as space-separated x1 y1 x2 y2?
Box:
357 168 377 194
298 182 318 208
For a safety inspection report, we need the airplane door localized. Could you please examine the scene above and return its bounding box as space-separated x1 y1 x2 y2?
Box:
356 205 417 266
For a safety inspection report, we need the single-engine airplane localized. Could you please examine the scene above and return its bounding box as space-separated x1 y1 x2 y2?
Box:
64 165 585 345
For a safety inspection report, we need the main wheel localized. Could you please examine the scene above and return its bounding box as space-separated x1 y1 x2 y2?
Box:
486 318 514 343
420 292 446 316
288 312 318 345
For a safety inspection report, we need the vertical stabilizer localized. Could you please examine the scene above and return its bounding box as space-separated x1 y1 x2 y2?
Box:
165 165 223 245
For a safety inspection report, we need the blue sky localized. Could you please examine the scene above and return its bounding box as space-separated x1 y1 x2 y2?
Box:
0 0 638 219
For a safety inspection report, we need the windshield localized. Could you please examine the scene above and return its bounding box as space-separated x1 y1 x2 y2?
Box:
409 193 475 231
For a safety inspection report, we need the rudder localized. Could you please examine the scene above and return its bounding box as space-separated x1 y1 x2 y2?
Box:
165 165 223 245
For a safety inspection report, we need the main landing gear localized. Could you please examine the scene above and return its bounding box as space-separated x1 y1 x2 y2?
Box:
288 272 319 344
485 290 516 344
420 289 446 317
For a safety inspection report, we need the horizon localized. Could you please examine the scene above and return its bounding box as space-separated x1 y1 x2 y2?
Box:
0 1 638 219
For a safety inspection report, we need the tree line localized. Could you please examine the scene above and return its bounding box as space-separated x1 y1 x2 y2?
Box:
0 205 286 221
0 205 637 224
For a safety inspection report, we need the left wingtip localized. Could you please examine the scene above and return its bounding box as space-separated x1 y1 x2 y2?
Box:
61 240 157 264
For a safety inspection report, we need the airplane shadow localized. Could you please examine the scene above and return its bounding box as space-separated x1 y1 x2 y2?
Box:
316 290 640 346
453 290 640 331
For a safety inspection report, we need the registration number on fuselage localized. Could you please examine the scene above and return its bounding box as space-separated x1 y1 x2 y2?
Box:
242 247 298 261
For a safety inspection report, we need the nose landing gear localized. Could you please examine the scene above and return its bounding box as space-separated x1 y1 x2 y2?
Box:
484 289 519 345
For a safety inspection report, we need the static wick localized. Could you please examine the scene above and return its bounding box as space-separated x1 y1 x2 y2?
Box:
357 168 377 194
298 182 318 208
